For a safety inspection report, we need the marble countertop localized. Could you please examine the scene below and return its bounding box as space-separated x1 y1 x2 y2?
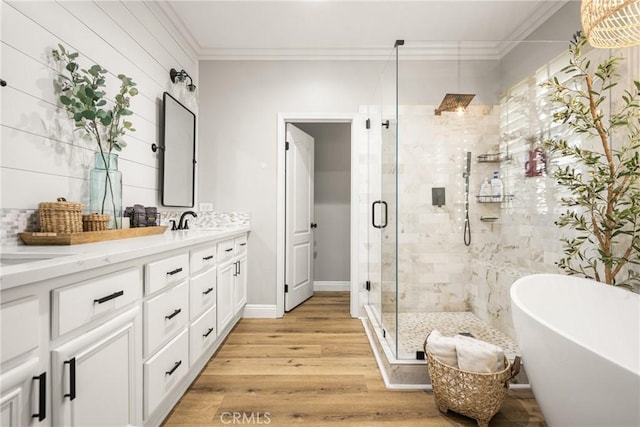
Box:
0 226 250 290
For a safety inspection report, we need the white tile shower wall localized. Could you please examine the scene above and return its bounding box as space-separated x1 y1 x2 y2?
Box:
467 45 640 339
1 1 197 243
396 105 500 315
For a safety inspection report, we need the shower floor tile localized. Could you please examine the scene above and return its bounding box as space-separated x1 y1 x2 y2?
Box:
382 311 519 359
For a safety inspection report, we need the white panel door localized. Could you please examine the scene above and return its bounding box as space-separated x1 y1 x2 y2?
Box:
285 124 315 311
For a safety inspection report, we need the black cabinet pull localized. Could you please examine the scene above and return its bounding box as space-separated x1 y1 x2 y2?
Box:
165 360 182 376
224 248 233 253
64 358 76 401
32 372 46 421
203 255 214 260
237 261 241 276
203 327 214 338
166 267 183 276
165 308 182 320
233 261 238 277
203 287 214 295
240 243 246 247
93 290 124 304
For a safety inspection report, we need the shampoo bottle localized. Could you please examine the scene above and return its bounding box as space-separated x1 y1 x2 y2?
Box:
491 171 503 201
480 178 492 199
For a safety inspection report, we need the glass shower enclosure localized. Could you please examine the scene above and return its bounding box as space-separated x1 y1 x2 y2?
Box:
365 37 603 361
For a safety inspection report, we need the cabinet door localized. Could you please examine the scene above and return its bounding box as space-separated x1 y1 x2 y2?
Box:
234 255 247 314
216 262 235 335
51 307 140 427
0 359 45 427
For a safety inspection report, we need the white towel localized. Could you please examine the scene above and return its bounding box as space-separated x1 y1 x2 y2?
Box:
455 335 505 373
425 330 458 368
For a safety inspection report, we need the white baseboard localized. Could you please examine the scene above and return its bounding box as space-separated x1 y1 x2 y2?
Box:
314 281 350 291
242 304 278 318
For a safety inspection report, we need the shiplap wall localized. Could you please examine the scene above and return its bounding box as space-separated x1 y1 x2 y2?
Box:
0 0 198 211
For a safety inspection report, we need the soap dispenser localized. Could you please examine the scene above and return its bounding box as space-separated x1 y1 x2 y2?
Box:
491 171 504 201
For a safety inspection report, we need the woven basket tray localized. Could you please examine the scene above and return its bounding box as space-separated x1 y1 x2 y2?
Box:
39 197 83 233
83 213 111 231
424 334 521 427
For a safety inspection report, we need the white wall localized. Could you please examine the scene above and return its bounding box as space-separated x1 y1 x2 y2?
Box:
198 59 500 306
294 122 351 282
500 2 582 92
1 1 197 213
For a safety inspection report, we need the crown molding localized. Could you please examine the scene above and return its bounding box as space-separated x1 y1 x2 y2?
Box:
160 0 571 61
496 1 569 58
198 43 503 61
151 1 202 61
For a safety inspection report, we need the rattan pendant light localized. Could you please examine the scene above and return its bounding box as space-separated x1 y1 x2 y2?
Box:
581 0 640 48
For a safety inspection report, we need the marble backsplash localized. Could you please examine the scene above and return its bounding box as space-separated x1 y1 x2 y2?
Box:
0 209 250 245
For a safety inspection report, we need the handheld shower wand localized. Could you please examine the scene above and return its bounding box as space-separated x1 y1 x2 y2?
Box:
463 152 471 246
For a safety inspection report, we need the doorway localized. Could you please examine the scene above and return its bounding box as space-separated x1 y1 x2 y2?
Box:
285 122 352 312
276 113 362 317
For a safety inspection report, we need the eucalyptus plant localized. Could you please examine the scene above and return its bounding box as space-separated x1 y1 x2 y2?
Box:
541 31 640 288
52 44 138 227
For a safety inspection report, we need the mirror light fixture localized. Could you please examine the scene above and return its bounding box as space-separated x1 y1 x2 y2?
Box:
581 0 640 48
169 68 196 92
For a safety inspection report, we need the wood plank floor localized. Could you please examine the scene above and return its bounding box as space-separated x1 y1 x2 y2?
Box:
162 292 545 426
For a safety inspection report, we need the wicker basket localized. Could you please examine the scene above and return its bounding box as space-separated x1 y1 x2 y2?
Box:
83 213 110 231
424 335 521 427
39 198 83 233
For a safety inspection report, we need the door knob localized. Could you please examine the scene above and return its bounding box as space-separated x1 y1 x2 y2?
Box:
310 223 318 229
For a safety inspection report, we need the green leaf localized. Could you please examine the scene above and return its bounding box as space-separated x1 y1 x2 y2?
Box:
82 110 96 120
100 116 112 126
129 87 138 96
60 95 72 105
65 62 78 73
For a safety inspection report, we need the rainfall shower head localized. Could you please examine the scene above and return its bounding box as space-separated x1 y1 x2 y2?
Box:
434 93 476 116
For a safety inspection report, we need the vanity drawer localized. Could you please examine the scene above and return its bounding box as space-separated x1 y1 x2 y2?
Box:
145 253 189 295
52 268 141 337
144 281 189 357
144 327 189 419
189 268 216 320
1 297 39 363
189 304 216 366
234 235 248 256
190 244 217 274
217 239 235 264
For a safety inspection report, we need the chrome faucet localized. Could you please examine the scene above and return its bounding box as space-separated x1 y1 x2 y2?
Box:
172 211 197 230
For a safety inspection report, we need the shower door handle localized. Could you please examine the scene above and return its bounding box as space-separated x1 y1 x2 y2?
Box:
372 200 388 229
380 201 388 228
372 201 382 229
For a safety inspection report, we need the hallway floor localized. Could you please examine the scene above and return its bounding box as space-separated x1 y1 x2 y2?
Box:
162 292 545 426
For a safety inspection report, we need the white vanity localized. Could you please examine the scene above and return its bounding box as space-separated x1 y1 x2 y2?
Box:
0 227 249 426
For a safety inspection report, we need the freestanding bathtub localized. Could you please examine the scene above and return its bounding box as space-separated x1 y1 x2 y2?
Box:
511 274 639 427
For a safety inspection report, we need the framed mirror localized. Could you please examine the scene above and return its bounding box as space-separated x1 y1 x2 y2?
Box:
160 92 196 207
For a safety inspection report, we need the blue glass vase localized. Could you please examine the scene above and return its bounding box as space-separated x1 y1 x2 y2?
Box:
89 152 122 229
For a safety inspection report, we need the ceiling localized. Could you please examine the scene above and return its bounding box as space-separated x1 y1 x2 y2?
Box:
160 1 571 60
